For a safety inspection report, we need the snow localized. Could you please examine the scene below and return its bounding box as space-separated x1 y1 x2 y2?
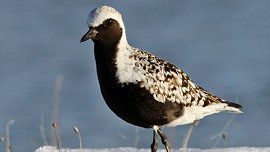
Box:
35 146 270 152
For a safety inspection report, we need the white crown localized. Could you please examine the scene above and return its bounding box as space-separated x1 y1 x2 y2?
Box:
87 6 129 48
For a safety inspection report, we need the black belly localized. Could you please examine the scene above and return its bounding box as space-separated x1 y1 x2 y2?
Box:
96 68 184 128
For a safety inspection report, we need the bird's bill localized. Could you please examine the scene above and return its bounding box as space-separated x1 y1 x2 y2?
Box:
80 27 98 42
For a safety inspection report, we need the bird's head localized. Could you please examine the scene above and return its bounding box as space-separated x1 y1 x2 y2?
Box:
81 6 128 47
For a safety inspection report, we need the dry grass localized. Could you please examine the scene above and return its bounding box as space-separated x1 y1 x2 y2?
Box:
73 126 82 149
5 119 15 152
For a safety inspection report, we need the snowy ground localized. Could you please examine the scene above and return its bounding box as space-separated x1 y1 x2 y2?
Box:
35 146 270 152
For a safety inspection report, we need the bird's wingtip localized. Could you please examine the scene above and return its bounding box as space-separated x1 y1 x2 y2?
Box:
222 100 243 113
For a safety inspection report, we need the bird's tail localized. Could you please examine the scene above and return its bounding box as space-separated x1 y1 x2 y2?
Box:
221 100 243 113
198 86 243 113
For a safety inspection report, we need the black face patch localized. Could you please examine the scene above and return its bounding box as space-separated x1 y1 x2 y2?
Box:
92 18 123 46
100 18 114 29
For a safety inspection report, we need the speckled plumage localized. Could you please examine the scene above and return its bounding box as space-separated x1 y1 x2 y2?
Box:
116 47 205 105
81 5 242 152
114 45 242 127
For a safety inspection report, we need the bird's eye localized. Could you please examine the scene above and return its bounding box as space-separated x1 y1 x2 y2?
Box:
106 19 113 26
102 19 113 29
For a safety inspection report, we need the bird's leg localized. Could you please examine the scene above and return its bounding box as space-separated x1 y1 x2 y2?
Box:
151 129 158 152
157 128 171 152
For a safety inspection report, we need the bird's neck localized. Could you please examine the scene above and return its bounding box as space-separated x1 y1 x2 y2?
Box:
94 41 117 65
93 39 129 65
93 36 131 85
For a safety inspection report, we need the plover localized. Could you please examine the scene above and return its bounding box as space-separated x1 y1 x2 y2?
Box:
81 6 242 152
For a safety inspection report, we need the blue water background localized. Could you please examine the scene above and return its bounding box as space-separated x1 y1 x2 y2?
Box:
0 0 270 151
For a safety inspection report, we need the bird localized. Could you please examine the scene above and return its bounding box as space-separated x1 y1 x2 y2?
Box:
80 5 242 152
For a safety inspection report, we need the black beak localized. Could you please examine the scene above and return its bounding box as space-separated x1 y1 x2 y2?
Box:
80 27 98 42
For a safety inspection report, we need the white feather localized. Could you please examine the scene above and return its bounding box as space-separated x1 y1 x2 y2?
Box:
165 103 242 127
164 103 226 127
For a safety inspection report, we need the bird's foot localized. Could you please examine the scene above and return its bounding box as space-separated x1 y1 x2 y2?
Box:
151 141 158 152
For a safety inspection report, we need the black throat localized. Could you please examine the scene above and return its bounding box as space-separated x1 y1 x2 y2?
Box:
92 19 123 66
93 40 120 88
92 22 123 86
93 41 118 65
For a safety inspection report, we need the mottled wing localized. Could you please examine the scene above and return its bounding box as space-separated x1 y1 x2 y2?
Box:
131 48 217 106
